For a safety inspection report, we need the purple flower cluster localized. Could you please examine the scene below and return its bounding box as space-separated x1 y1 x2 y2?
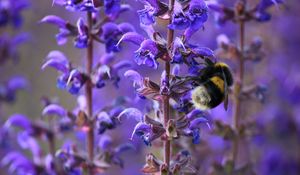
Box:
0 0 29 105
208 0 284 25
41 4 134 94
115 0 225 173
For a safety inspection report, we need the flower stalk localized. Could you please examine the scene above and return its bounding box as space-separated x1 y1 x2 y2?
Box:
163 0 175 168
232 1 246 166
48 132 63 175
86 11 94 174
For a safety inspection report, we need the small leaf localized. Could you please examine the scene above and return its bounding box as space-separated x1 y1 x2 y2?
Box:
141 153 161 174
160 163 169 175
166 120 178 139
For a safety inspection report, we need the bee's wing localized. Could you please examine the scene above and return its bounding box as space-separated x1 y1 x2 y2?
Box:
221 67 229 111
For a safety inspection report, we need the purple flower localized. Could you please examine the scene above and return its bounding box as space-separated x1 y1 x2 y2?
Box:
174 91 192 113
117 107 144 122
124 70 144 90
118 32 160 69
136 0 168 25
96 111 118 134
41 15 98 49
4 114 32 131
0 76 28 103
3 114 54 141
171 38 214 73
138 0 168 25
74 18 88 48
92 54 131 88
104 0 121 18
207 2 235 26
41 50 69 72
0 33 28 65
42 104 67 117
184 0 208 39
98 134 113 151
1 152 35 174
42 51 86 95
135 39 159 69
98 135 135 168
186 109 206 121
53 0 97 12
96 105 126 135
137 4 156 25
188 0 208 28
182 116 210 144
17 132 42 163
56 148 86 173
58 69 86 94
0 0 29 28
168 2 190 30
40 15 77 45
101 22 135 53
254 0 284 22
131 122 153 146
118 108 165 146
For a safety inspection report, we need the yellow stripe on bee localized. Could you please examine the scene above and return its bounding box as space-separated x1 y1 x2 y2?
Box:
215 62 229 68
210 76 224 93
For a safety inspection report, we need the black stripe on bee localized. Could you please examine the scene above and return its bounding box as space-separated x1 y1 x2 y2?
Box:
203 79 224 108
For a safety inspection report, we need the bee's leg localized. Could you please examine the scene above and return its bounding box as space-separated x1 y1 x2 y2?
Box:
173 76 196 86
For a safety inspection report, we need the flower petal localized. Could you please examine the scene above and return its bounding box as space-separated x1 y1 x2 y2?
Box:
104 0 121 17
189 117 210 130
130 122 151 140
7 76 28 92
114 143 135 155
98 134 112 151
118 22 135 33
40 15 66 28
192 47 214 58
42 104 67 117
116 32 145 46
99 53 115 65
117 108 143 122
42 50 69 72
186 109 206 121
4 114 31 130
17 132 41 162
124 70 144 88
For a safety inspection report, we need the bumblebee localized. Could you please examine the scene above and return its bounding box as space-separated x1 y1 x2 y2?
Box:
190 59 233 110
